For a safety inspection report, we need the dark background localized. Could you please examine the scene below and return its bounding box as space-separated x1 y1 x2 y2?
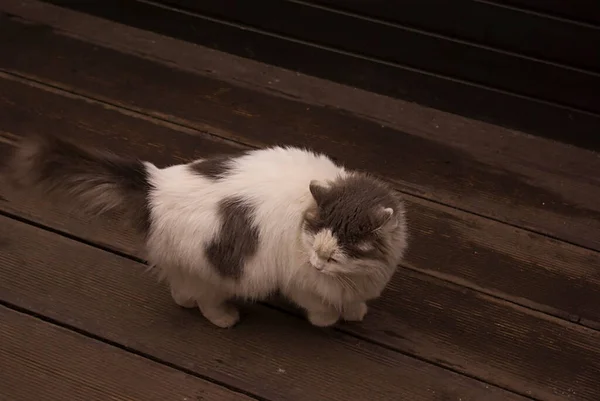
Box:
43 0 600 150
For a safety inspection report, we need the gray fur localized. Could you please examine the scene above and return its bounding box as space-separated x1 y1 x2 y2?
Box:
8 133 153 234
306 173 402 261
189 151 248 180
205 196 260 279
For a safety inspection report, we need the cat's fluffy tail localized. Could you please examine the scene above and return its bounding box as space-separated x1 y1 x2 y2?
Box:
8 134 153 232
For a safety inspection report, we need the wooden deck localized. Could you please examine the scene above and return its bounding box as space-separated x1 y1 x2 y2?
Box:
1 2 599 400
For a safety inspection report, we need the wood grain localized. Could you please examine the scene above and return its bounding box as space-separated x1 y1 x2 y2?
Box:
152 0 600 113
0 76 598 331
0 216 525 401
494 0 600 25
1 12 598 253
309 0 600 71
0 80 599 400
0 306 256 401
1 0 598 150
29 0 600 151
357 271 600 401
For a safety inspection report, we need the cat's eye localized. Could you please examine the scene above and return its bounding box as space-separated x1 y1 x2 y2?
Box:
327 257 338 263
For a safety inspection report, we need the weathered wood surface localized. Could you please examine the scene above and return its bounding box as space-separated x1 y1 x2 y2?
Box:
494 0 600 25
1 76 598 330
0 3 599 401
0 73 599 400
0 217 527 401
28 0 600 149
0 307 256 401
151 0 600 112
312 0 600 71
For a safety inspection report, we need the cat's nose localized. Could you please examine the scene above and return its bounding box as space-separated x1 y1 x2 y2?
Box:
310 254 323 270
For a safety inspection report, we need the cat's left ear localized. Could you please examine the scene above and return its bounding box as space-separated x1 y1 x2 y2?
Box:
375 206 398 230
309 180 329 205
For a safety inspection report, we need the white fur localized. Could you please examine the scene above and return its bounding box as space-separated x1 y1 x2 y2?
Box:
143 147 406 328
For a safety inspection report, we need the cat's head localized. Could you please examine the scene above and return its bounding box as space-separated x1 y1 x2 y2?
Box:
301 173 406 277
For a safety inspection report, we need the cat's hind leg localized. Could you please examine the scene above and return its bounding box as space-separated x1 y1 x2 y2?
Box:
341 301 368 322
164 268 198 308
195 285 240 329
166 269 239 328
170 286 197 308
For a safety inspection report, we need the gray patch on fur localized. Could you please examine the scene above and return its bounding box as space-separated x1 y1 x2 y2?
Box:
189 151 248 180
9 133 153 234
205 196 260 279
306 173 401 261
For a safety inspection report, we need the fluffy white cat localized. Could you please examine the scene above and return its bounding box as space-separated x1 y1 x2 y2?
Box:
9 134 408 328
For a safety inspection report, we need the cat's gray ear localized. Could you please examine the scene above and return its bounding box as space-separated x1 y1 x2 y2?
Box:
304 205 318 221
375 207 397 230
309 180 329 205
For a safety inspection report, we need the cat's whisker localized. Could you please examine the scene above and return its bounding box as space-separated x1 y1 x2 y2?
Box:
333 273 358 294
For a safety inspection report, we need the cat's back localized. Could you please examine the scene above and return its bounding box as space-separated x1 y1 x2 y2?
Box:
224 146 343 196
148 146 343 230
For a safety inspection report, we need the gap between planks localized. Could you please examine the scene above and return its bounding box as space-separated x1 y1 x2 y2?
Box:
0 303 264 401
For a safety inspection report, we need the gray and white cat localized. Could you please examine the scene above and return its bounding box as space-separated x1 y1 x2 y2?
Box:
9 134 408 328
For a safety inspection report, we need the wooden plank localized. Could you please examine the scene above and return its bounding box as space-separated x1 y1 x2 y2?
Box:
0 13 598 251
0 307 256 401
21 0 600 149
153 0 600 112
2 208 599 401
0 80 599 400
0 217 526 401
1 74 599 324
308 0 600 71
494 0 600 26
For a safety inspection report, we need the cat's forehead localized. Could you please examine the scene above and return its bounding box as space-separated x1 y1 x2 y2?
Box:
308 174 395 239
321 201 377 234
307 208 383 260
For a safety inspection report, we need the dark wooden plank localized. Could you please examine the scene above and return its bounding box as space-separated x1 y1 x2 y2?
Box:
1 13 598 251
0 217 526 401
1 79 599 400
308 0 600 71
2 208 599 401
158 0 600 108
362 271 600 401
495 0 600 26
26 0 600 149
0 70 599 330
0 307 255 401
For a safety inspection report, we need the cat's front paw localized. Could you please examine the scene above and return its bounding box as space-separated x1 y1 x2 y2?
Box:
202 304 240 329
171 289 197 308
307 310 340 327
342 302 368 322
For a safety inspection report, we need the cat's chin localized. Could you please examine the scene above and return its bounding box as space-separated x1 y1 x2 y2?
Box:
316 269 337 276
316 267 355 277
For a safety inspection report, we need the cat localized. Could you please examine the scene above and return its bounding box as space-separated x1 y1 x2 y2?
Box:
8 134 408 328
